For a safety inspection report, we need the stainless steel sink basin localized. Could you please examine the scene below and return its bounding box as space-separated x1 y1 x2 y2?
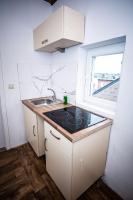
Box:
31 98 53 106
30 98 62 106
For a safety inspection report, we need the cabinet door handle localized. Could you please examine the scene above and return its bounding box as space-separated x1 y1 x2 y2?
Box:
50 130 60 140
33 125 36 136
41 39 48 44
44 138 48 151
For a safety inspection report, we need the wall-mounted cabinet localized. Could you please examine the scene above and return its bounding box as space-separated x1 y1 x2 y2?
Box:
33 6 85 53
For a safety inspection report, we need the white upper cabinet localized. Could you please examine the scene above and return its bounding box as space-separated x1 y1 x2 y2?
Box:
33 6 85 52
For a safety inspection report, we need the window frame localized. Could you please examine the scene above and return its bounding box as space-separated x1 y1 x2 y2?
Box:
82 42 125 112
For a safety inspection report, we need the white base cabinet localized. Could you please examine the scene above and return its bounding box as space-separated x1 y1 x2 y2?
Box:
23 106 45 157
44 121 111 200
45 122 72 200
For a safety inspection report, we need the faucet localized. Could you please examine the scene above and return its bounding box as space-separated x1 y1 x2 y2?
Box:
48 88 56 101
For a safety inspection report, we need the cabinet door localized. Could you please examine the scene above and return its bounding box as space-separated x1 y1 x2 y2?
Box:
72 126 111 200
45 6 63 46
33 23 44 50
37 115 45 156
63 6 85 42
45 122 72 200
24 106 39 156
33 7 63 50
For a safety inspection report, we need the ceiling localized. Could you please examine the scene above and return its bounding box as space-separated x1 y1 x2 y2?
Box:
44 0 57 5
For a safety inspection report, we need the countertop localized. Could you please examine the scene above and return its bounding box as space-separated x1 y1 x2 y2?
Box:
22 97 112 143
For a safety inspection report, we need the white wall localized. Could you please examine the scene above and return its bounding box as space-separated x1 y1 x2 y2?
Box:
0 0 52 148
52 0 133 199
51 45 79 104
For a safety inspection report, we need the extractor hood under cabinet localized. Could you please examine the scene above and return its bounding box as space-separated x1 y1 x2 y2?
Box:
33 6 85 53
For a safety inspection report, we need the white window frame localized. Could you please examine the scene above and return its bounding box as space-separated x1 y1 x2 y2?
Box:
77 42 125 117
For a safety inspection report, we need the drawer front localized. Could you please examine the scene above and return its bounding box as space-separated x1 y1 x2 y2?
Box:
45 121 72 156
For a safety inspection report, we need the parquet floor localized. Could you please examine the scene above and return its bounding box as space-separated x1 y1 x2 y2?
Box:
0 143 122 200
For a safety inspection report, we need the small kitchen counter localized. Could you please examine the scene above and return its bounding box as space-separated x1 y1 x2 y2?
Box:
22 97 112 200
22 97 112 143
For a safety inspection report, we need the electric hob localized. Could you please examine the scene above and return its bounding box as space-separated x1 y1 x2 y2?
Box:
43 106 106 134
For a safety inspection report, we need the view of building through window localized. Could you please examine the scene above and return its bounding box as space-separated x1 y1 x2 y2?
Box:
90 53 123 102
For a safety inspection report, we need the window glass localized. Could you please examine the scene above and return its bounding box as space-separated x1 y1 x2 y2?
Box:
89 53 123 102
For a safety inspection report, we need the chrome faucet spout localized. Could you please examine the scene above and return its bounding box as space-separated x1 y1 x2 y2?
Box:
47 88 56 101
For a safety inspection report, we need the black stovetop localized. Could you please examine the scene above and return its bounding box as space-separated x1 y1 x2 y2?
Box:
43 106 106 134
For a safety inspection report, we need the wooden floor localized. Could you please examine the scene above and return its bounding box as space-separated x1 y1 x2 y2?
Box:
0 143 122 200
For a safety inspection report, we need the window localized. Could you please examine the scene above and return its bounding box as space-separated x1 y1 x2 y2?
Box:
89 53 123 102
82 41 125 112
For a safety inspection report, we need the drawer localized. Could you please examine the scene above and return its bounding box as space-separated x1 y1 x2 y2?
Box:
44 121 72 157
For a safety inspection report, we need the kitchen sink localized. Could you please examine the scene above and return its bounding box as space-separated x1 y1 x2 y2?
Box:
30 98 61 106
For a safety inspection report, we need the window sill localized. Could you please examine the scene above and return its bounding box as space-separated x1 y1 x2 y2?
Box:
76 101 115 119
